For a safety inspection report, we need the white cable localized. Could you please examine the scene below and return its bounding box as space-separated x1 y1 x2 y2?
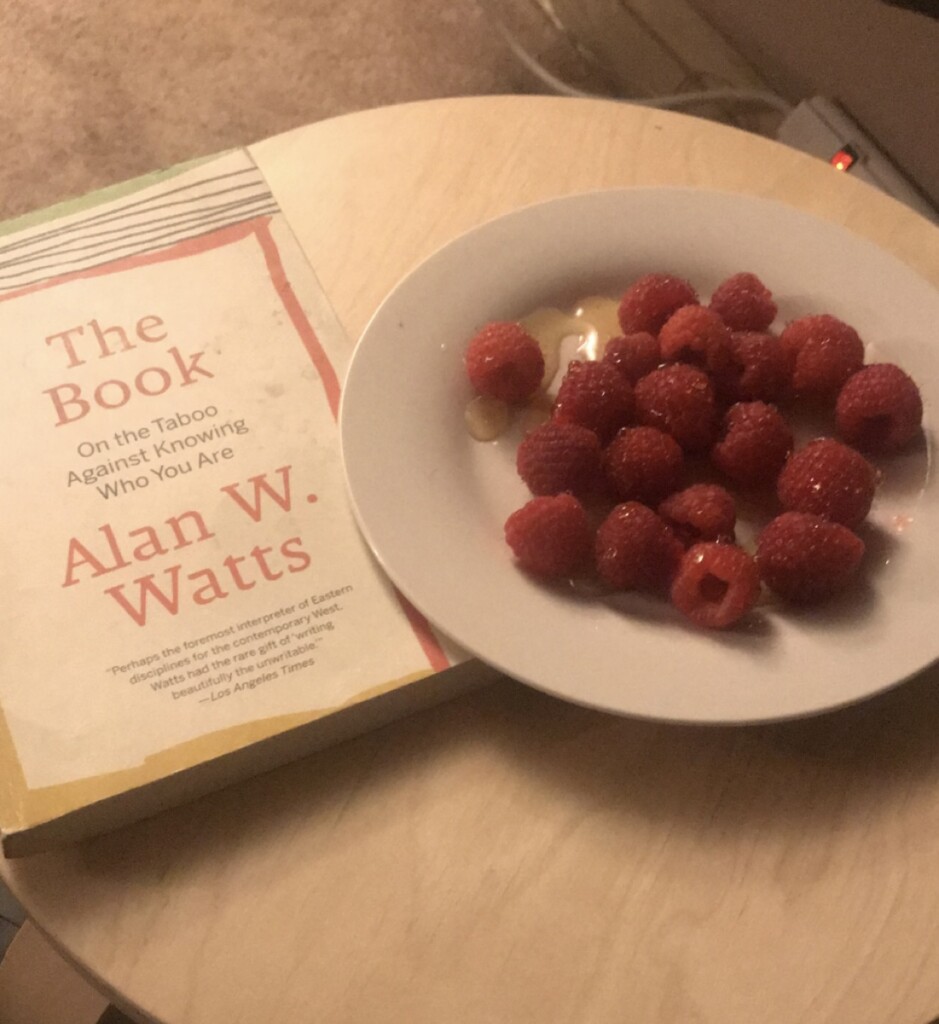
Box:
498 24 793 116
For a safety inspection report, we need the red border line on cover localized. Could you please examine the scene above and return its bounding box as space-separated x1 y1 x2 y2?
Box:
391 594 451 674
252 218 341 420
251 219 450 671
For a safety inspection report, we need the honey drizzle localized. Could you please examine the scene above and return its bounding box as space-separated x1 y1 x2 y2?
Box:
466 296 623 441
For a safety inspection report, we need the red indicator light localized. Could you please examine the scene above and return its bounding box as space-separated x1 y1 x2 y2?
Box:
830 144 859 172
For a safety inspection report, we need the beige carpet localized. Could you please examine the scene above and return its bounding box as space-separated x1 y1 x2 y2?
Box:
0 0 539 221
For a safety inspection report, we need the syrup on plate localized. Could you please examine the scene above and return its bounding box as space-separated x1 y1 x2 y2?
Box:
465 296 621 441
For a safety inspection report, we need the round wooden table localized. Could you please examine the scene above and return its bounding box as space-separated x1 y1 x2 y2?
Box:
5 96 939 1024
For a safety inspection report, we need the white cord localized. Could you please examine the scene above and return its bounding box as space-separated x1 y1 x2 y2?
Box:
498 24 793 116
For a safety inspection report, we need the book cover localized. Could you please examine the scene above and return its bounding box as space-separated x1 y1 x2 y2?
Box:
0 148 471 856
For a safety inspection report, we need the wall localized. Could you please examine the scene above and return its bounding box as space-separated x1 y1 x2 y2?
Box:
546 0 939 207
689 0 939 207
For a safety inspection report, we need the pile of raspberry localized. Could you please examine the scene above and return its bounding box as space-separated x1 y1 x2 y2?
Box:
465 271 924 630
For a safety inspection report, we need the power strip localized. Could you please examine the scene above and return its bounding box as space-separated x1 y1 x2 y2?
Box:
776 96 936 223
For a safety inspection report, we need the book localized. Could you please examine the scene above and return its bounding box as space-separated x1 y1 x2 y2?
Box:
0 146 480 856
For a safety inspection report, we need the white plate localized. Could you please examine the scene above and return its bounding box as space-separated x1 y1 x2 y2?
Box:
340 188 938 724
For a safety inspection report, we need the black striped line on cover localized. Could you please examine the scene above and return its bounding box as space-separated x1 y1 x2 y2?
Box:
0 161 278 294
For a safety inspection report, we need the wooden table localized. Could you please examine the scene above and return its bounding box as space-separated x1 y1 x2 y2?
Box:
5 95 939 1024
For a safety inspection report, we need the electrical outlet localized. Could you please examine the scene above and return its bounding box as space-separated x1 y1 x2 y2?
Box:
776 96 936 223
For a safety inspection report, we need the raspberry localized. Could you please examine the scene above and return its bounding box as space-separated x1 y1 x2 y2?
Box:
595 502 683 591
633 364 717 453
710 401 793 486
757 512 865 603
504 494 592 578
553 360 634 442
835 363 924 453
670 543 761 629
779 314 865 399
618 273 698 335
658 305 733 374
465 321 545 403
603 331 660 383
715 331 790 403
708 272 777 332
659 484 736 544
516 421 602 496
603 426 684 504
777 438 876 528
